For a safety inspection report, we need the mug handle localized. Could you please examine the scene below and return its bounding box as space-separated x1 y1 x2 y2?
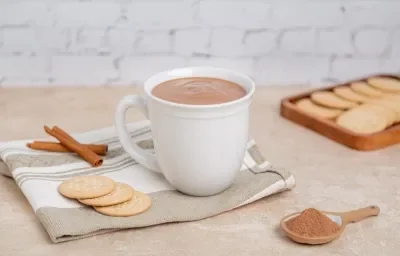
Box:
115 95 161 173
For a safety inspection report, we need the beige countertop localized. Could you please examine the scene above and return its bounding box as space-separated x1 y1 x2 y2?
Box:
0 87 399 255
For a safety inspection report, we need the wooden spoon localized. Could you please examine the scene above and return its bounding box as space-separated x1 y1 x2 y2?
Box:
280 205 380 245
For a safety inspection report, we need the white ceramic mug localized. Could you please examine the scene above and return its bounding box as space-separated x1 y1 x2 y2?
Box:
115 67 255 196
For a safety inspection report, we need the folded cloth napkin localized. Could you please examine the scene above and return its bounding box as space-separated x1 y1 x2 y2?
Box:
0 120 295 243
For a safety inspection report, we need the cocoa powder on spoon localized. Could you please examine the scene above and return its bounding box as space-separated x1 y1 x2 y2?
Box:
285 208 340 237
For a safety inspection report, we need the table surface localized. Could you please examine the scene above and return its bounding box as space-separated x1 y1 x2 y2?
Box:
0 87 399 256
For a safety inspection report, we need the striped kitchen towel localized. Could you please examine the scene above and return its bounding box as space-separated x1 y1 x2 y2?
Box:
0 120 295 243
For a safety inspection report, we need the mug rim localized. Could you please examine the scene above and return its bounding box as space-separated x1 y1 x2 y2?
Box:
144 66 255 109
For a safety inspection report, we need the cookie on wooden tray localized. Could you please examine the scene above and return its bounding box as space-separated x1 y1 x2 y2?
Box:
367 77 400 93
58 176 116 199
333 86 370 103
359 104 397 127
296 98 343 119
386 93 400 99
78 182 134 207
310 91 358 109
350 81 385 98
94 190 152 217
367 96 400 123
336 104 396 134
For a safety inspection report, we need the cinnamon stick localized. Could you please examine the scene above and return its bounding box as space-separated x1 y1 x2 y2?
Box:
27 141 108 155
53 126 82 142
44 126 103 167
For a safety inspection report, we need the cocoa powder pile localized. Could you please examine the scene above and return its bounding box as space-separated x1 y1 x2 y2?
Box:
286 208 340 237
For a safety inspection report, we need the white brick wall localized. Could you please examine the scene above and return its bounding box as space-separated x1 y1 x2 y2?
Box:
272 2 344 28
0 27 38 54
0 0 399 87
173 28 210 56
51 56 118 85
255 55 331 85
280 29 315 53
188 57 254 77
53 2 121 28
0 2 51 26
331 58 382 80
135 31 172 53
353 29 390 57
316 29 353 55
198 1 271 28
69 29 108 55
0 56 48 79
120 56 186 83
126 2 195 29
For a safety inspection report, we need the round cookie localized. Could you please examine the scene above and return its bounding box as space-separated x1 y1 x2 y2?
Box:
367 77 400 93
350 81 385 98
336 104 396 134
357 104 397 127
58 176 116 199
385 93 400 100
336 108 387 134
94 191 152 217
367 97 400 123
78 183 134 206
296 98 343 119
333 86 370 103
310 91 358 109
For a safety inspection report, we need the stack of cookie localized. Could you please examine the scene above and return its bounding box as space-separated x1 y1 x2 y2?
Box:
295 76 400 134
58 176 152 217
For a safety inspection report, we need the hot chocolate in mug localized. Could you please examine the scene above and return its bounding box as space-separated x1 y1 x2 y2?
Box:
115 67 255 196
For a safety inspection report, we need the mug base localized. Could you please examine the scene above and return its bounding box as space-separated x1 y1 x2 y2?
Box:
174 183 232 197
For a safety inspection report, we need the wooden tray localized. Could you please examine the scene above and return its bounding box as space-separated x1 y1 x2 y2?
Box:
280 74 400 151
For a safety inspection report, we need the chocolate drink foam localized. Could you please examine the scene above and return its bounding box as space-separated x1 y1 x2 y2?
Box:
152 77 246 105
